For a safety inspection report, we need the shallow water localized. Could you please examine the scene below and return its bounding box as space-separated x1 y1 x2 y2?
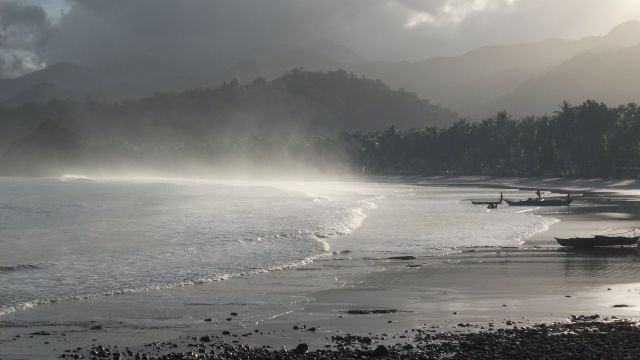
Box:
0 177 555 317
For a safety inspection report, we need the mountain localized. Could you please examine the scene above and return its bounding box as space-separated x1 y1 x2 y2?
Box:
0 70 458 161
218 49 343 85
218 21 640 118
0 70 458 175
211 42 364 86
442 68 536 117
2 21 640 117
590 21 640 52
488 44 640 116
307 41 366 64
350 21 640 118
0 63 99 103
0 60 216 104
4 83 84 107
0 42 366 106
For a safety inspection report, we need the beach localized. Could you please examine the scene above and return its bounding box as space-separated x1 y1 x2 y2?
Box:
2 176 640 359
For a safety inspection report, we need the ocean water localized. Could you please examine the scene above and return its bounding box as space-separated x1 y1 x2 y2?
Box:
0 177 556 317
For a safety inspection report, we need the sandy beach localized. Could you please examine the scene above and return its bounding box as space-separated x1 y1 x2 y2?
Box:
2 177 640 359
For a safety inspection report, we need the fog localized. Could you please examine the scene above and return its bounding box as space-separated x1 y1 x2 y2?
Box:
1 1 640 178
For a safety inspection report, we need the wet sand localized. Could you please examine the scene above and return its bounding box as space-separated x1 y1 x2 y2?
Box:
3 177 640 359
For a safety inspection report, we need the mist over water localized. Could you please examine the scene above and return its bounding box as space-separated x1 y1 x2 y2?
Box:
0 176 554 317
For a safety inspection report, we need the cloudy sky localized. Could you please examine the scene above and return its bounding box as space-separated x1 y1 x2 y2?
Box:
1 0 640 77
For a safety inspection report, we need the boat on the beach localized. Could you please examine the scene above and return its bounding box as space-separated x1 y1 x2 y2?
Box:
471 192 503 205
505 196 573 206
555 235 639 248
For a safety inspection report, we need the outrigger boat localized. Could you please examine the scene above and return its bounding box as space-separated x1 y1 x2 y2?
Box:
471 192 503 205
555 235 639 248
505 195 573 207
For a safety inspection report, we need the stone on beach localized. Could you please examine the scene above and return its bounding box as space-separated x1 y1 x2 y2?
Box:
372 345 390 356
293 343 309 354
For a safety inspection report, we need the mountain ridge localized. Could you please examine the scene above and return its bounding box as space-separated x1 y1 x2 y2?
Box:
2 21 640 119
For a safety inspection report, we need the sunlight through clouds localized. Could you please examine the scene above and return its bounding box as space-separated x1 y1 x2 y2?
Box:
396 0 521 27
2 0 639 72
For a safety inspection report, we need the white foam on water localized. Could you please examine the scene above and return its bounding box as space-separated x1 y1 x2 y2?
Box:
0 179 560 318
0 263 43 273
512 216 560 245
58 174 90 181
0 178 380 317
0 228 361 317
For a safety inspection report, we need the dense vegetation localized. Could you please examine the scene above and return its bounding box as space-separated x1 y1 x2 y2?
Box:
0 70 460 175
0 69 457 149
0 69 638 178
0 70 458 174
341 101 640 178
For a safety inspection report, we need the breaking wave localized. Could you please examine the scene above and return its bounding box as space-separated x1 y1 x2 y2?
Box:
58 174 91 182
0 264 43 273
0 186 379 317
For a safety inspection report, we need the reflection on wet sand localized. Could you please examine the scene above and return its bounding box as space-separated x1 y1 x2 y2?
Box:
561 247 640 278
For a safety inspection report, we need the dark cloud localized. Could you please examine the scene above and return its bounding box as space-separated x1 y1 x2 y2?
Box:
0 1 50 77
45 0 392 72
1 0 638 77
39 0 533 70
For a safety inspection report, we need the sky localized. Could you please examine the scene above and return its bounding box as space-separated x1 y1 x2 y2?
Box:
1 0 640 78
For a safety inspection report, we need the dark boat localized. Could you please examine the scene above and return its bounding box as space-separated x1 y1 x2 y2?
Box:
555 235 639 247
505 196 573 206
472 192 503 205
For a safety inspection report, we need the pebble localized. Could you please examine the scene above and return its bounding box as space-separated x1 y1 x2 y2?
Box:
372 345 390 356
293 343 308 354
58 316 640 360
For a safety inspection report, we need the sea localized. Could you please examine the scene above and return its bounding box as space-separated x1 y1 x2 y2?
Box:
0 176 557 317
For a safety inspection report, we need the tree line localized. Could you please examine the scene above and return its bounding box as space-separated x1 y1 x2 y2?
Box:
1 68 639 178
339 101 640 178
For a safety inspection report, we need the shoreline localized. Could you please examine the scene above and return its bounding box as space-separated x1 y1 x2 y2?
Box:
3 176 640 359
56 318 640 359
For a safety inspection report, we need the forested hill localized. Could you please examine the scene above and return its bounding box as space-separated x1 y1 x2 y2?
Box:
0 69 457 140
0 70 458 175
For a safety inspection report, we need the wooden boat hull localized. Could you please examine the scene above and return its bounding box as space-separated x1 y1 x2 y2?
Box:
555 236 639 247
505 198 573 206
472 201 499 205
472 193 503 205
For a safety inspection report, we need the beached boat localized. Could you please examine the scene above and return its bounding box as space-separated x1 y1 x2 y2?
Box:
505 197 573 206
471 192 503 205
555 235 639 247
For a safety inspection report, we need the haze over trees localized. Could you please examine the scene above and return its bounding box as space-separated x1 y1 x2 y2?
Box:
0 70 457 175
1 21 639 120
348 21 640 118
1 68 639 179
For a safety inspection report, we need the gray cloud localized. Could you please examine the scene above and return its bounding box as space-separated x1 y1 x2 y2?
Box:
2 0 639 77
0 1 50 77
35 1 508 67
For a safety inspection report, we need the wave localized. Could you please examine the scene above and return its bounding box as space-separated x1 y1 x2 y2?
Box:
58 174 91 182
513 215 560 245
0 240 342 317
0 194 380 318
0 264 42 273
